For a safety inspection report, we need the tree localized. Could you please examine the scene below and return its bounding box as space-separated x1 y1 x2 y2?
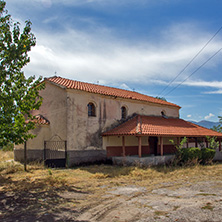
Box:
155 96 167 101
0 1 44 147
211 116 222 133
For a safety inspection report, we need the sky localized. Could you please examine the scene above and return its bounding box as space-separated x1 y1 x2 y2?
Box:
5 0 222 122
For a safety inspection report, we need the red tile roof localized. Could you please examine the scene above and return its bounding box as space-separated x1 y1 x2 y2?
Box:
45 76 180 108
26 115 50 125
102 115 222 137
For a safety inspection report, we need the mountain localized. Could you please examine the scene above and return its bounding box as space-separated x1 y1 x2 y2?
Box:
189 120 220 129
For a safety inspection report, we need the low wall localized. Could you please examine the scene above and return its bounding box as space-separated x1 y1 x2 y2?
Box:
67 150 107 167
112 155 175 167
14 149 107 167
214 149 222 161
14 149 44 162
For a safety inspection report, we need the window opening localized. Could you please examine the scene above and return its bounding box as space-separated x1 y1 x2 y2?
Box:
88 102 96 117
121 106 127 119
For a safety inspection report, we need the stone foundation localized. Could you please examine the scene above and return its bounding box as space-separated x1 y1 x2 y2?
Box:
14 149 107 167
67 150 107 167
112 155 175 166
14 149 44 163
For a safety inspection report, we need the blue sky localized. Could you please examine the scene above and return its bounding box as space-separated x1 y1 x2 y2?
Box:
6 0 222 122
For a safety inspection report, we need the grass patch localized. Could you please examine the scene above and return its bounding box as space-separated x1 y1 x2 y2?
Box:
201 202 214 211
154 210 169 216
197 193 216 196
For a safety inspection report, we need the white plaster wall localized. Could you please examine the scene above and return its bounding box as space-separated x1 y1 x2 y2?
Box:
66 89 180 151
21 82 68 150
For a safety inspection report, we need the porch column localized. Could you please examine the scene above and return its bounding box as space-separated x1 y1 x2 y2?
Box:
122 136 126 157
160 137 163 156
177 137 180 146
186 138 189 148
219 139 221 151
138 136 142 158
206 138 208 148
195 137 198 148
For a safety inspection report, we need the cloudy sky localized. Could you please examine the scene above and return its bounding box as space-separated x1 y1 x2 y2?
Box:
6 0 222 122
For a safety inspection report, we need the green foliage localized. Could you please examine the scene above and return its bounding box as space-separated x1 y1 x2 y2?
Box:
206 136 219 150
169 137 187 152
211 116 222 132
1 142 14 151
0 1 44 146
156 96 167 101
180 147 201 163
170 137 216 165
201 148 215 164
211 124 222 133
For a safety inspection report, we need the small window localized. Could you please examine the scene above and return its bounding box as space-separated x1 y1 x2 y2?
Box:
88 102 96 117
161 110 167 118
121 106 127 119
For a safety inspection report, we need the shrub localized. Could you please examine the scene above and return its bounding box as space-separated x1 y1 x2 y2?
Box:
201 148 215 164
180 147 201 164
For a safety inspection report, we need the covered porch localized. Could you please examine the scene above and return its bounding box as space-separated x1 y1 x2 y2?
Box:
102 115 222 162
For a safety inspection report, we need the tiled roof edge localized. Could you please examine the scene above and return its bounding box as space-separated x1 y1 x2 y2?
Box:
45 76 181 108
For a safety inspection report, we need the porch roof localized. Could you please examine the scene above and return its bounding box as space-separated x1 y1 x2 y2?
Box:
102 115 222 138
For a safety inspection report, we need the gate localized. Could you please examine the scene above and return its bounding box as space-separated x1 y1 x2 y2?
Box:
44 139 67 168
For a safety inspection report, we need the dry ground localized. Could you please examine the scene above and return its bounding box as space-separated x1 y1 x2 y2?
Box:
1 151 222 221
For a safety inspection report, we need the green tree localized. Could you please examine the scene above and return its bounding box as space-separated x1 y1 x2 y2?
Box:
211 116 222 133
0 1 44 147
155 96 167 101
206 136 219 150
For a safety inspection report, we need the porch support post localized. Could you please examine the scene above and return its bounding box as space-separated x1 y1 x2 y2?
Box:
122 136 126 157
186 138 189 148
160 137 163 156
219 138 221 151
177 137 180 146
138 136 142 158
206 138 208 148
195 137 198 148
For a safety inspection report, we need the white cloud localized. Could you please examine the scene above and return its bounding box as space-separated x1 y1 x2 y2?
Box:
187 114 192 118
181 80 222 88
204 89 222 94
23 23 222 88
204 113 215 120
119 83 132 91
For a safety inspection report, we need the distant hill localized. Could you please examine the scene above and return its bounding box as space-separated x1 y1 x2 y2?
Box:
189 120 220 129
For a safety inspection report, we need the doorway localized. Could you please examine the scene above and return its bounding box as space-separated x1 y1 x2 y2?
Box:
149 137 158 156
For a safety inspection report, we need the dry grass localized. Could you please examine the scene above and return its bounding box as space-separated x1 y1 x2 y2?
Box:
1 151 222 192
2 151 222 221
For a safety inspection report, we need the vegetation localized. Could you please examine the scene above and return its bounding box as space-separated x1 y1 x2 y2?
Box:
0 0 44 147
1 151 222 220
211 116 222 132
155 96 167 101
170 137 216 165
206 136 219 150
1 142 14 151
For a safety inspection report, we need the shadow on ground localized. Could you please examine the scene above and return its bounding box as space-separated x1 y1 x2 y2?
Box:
0 175 88 222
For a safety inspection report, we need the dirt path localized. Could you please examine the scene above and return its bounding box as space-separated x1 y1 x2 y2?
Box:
76 181 222 222
1 179 222 221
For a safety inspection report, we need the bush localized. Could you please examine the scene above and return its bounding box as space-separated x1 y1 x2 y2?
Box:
201 148 215 164
180 147 201 164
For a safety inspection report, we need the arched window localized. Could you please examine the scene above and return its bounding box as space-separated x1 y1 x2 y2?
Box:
88 102 96 117
161 110 167 118
121 106 127 119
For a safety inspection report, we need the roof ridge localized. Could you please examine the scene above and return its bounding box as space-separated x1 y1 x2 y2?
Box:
46 76 181 108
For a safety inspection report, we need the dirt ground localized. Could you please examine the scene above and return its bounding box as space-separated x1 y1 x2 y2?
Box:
1 153 222 222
